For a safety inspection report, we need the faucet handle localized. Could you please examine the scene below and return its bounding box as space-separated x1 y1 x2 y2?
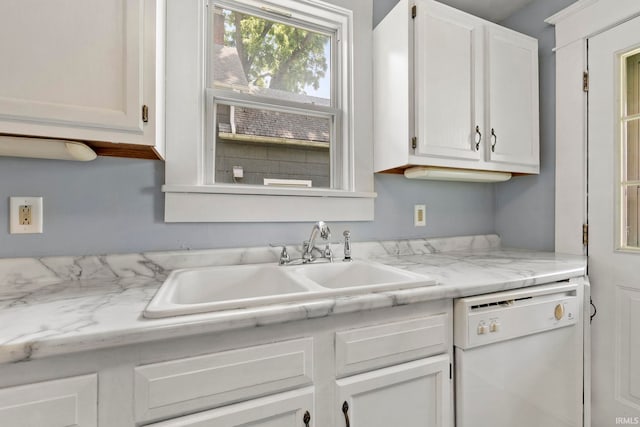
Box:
269 243 291 265
323 243 334 262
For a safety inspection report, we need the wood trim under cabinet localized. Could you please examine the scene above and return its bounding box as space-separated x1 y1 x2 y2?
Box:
0 133 163 161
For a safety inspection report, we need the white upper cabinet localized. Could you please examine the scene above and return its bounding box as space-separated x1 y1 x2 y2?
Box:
486 26 539 168
374 0 539 176
414 2 484 163
0 0 164 159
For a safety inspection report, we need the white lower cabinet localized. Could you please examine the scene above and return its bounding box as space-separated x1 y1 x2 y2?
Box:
147 388 314 427
0 300 452 427
0 374 98 427
133 338 314 423
336 356 450 427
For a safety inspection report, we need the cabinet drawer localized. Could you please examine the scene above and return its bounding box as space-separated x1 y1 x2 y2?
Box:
0 374 97 427
135 337 314 422
147 387 314 427
335 315 447 377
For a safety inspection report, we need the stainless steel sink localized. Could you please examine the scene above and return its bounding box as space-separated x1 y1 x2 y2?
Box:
144 260 435 318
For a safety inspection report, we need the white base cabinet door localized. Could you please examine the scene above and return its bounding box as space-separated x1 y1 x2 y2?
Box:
335 356 450 427
147 388 314 427
0 374 97 427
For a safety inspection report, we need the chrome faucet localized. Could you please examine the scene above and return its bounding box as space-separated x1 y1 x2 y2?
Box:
302 221 331 263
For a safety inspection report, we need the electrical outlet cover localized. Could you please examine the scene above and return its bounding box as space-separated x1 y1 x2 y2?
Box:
414 204 426 227
10 197 43 234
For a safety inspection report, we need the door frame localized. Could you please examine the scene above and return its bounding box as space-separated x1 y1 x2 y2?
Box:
547 0 640 256
549 2 640 426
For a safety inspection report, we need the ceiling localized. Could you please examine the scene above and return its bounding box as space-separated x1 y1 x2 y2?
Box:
436 0 536 22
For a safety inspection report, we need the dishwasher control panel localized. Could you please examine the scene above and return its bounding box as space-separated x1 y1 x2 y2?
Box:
454 282 579 349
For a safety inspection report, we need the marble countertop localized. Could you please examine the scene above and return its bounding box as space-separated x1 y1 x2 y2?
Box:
0 235 586 364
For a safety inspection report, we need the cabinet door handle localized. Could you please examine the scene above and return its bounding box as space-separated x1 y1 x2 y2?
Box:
491 128 497 152
303 410 311 427
475 125 482 151
342 401 350 427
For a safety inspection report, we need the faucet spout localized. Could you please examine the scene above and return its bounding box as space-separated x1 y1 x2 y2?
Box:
303 221 331 262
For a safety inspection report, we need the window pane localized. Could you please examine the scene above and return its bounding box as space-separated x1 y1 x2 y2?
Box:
215 103 331 187
626 51 640 116
627 119 640 182
211 6 331 105
625 185 640 248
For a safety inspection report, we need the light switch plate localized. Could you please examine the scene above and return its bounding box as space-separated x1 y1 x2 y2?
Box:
10 197 43 234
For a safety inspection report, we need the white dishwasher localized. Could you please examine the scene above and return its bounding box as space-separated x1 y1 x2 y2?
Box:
454 280 587 427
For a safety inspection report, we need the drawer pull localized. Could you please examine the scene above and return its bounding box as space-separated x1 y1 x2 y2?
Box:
475 125 482 151
303 410 311 427
342 401 350 427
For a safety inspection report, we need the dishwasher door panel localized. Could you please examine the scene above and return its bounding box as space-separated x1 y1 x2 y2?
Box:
455 325 582 427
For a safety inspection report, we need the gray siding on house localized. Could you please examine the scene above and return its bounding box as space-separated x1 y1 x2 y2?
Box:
215 140 330 187
214 103 331 186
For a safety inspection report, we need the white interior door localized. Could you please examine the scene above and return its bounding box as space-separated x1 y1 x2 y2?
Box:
589 15 640 426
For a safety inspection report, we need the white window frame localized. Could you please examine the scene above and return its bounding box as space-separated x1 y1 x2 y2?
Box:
619 48 640 251
163 0 376 222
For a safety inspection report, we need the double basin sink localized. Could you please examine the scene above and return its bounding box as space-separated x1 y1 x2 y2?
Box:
144 260 435 318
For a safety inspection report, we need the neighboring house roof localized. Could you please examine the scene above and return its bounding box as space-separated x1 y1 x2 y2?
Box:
233 107 329 143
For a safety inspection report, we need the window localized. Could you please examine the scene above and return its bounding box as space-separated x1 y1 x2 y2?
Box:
163 0 375 222
209 3 337 189
621 49 640 248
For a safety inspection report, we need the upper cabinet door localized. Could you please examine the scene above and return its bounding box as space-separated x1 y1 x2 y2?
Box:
414 2 483 162
0 0 144 133
486 26 539 169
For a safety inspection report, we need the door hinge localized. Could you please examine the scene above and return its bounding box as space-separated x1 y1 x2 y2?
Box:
142 104 149 123
582 223 588 247
412 5 417 19
411 137 417 150
583 72 589 92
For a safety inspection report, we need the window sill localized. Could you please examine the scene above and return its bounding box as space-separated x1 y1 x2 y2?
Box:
163 185 377 222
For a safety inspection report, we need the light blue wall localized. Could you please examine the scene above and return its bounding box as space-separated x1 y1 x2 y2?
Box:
0 157 494 257
495 0 576 251
0 0 498 259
